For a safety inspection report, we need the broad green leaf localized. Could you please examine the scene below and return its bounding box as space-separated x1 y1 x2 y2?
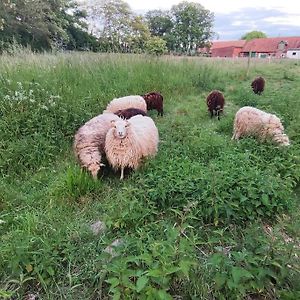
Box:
179 260 191 277
262 194 270 206
147 269 163 277
112 291 121 300
136 276 149 292
215 273 226 289
231 267 253 284
47 266 55 276
157 289 173 300
165 266 181 275
106 277 120 288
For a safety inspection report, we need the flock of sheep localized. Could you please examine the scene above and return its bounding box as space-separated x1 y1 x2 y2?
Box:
74 94 162 179
74 76 290 180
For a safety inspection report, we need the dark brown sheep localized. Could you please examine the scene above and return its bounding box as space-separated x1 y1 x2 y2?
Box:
251 76 265 95
206 90 225 120
142 92 164 116
115 108 147 119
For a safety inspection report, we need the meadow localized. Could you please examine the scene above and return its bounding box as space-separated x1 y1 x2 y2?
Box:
0 52 300 299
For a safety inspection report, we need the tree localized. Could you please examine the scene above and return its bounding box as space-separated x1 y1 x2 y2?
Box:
0 0 95 52
145 10 173 37
84 0 152 53
145 36 167 55
241 31 267 41
145 9 174 51
98 0 133 52
129 15 151 53
170 1 214 55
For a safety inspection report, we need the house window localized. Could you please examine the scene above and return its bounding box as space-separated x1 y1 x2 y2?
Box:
292 52 296 55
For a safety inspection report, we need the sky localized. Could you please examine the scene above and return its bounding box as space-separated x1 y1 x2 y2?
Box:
125 0 300 40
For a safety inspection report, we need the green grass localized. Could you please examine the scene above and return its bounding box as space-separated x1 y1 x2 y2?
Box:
0 53 300 299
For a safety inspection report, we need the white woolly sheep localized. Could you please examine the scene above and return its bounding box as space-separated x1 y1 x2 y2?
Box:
104 95 147 114
232 106 290 146
74 112 121 178
105 115 159 179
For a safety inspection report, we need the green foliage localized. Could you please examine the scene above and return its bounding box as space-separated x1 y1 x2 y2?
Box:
207 224 299 299
145 9 173 37
241 30 267 41
145 36 167 55
0 80 85 176
170 1 214 54
104 227 195 299
0 0 96 52
0 54 300 299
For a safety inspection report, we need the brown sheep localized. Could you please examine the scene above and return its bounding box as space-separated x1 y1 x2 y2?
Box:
251 76 265 95
115 108 147 119
142 92 164 116
206 90 225 120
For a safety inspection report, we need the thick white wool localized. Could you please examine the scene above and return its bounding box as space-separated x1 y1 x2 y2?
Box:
232 106 290 146
105 115 159 179
104 95 147 114
74 112 121 178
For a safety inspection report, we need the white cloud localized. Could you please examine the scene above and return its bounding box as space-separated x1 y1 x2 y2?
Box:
263 16 300 26
125 0 300 15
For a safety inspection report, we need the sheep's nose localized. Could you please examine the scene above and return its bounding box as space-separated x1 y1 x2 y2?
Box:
118 131 123 136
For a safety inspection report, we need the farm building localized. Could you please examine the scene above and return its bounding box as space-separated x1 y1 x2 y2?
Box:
240 37 300 58
198 40 246 57
287 49 300 59
199 37 300 58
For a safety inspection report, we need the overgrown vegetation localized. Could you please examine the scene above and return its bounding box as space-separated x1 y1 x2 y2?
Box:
0 0 214 55
0 53 300 299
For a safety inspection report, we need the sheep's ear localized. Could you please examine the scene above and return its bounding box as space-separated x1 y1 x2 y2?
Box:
125 120 130 127
110 120 116 127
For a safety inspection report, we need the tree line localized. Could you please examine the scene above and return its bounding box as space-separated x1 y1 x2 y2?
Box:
0 0 214 55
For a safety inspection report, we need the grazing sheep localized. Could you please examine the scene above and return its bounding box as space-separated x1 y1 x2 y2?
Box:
232 106 290 146
206 90 225 120
105 115 159 179
115 107 147 119
142 92 164 116
105 95 147 114
251 76 265 95
74 112 121 178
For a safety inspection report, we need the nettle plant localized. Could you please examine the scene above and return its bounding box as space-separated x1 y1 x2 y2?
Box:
207 224 299 299
102 228 196 300
199 150 296 225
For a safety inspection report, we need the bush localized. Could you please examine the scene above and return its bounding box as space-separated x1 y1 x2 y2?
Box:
145 36 168 56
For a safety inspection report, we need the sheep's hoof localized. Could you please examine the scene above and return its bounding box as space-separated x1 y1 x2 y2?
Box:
100 163 106 167
120 168 124 180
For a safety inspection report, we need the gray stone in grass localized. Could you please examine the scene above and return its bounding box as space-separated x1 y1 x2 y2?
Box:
90 220 106 235
103 239 123 257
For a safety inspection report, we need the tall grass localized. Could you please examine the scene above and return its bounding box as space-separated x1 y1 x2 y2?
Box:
0 53 300 299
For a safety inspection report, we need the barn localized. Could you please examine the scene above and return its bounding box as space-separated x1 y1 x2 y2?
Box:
240 37 300 58
198 40 246 57
287 49 300 59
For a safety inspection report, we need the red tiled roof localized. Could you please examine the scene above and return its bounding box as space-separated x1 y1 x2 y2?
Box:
211 40 246 49
242 37 300 52
212 46 243 57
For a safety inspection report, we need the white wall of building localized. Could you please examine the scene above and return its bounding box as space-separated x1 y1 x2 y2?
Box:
287 49 300 59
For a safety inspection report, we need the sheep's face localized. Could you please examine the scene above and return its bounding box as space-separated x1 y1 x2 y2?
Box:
111 120 129 139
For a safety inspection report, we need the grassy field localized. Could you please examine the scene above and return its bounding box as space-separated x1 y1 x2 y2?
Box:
0 53 300 300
